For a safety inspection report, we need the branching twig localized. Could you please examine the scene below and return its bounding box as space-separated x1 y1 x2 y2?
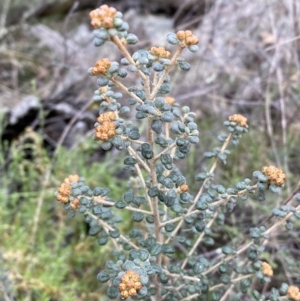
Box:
110 35 147 81
165 133 232 244
111 78 144 104
93 197 153 215
127 145 151 173
87 212 139 250
181 212 218 269
150 46 184 99
154 142 177 162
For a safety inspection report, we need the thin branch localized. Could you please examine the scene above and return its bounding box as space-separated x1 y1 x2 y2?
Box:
181 212 218 269
121 136 145 145
147 116 163 301
97 216 121 251
152 71 160 88
93 197 153 215
181 293 201 301
144 74 151 100
0 0 10 38
164 270 201 283
110 35 147 81
257 180 300 227
150 46 184 99
87 212 139 250
111 77 144 104
166 270 253 301
165 133 232 244
265 34 300 52
154 142 177 162
160 213 191 228
264 0 281 168
127 145 151 173
203 241 252 276
219 284 234 301
276 64 290 192
160 179 256 229
267 0 290 192
203 203 300 276
134 161 154 213
194 133 233 205
263 204 300 236
148 118 163 250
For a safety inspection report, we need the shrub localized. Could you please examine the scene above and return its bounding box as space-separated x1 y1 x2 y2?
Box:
55 5 300 301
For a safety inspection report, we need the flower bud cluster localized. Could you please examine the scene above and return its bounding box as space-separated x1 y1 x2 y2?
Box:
222 113 248 146
90 5 117 29
89 5 138 47
119 270 142 299
262 165 286 187
252 260 273 285
94 112 117 141
261 262 273 277
287 286 300 301
56 175 80 208
176 30 199 46
90 58 111 76
55 178 112 219
253 166 286 195
228 114 248 127
166 31 199 52
97 249 159 299
150 46 171 58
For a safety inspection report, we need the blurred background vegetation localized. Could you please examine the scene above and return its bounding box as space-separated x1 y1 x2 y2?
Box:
1 0 300 300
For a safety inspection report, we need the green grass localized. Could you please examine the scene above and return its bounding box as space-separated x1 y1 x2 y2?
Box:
0 122 127 300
